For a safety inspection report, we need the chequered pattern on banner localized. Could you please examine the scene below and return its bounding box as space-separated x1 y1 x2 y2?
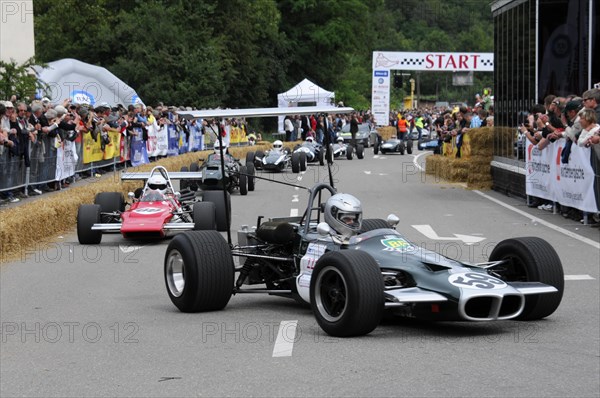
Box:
481 59 494 66
400 58 426 66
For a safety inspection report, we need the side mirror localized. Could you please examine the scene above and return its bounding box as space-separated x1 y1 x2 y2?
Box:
386 214 400 228
317 222 332 236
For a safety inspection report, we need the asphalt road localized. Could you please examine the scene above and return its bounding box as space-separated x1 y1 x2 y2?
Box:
1 149 599 398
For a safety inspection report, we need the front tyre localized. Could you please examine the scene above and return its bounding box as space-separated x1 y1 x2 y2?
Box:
291 152 301 173
165 231 234 312
310 251 384 337
489 237 564 320
77 204 102 244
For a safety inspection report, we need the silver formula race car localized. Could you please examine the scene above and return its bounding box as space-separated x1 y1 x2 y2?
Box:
163 182 564 337
249 140 307 173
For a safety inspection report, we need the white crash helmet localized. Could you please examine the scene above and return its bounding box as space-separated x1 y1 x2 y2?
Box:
273 140 283 150
324 193 362 238
147 174 168 193
306 136 315 143
336 137 344 144
214 141 224 153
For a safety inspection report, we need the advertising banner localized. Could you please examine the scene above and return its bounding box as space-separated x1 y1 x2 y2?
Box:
525 139 598 213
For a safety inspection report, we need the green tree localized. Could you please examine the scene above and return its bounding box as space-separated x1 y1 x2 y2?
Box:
0 58 47 101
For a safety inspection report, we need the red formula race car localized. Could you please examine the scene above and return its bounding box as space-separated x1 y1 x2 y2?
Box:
76 166 230 244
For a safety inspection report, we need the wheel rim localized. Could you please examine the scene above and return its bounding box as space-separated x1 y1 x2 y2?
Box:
315 266 348 322
166 249 185 297
496 255 528 282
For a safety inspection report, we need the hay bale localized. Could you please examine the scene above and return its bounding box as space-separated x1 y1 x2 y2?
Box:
468 127 495 152
377 127 396 141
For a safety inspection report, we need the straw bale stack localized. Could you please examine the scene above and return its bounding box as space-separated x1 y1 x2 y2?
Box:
425 126 496 189
377 127 396 141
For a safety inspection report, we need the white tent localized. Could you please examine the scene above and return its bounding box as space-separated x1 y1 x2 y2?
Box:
34 58 144 107
277 79 335 132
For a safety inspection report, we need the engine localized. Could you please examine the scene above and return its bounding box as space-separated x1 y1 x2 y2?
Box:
235 224 297 291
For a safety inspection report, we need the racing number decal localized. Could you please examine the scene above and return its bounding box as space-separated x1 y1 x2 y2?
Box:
448 272 507 290
133 207 164 214
300 243 326 274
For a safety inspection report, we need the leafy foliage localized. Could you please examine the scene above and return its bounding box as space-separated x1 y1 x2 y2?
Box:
32 0 493 111
0 58 47 101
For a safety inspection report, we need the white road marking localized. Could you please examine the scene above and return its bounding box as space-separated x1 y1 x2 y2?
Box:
272 320 298 357
290 209 298 217
413 152 429 171
473 190 600 250
412 224 486 245
120 245 143 253
292 195 299 203
364 171 372 175
378 173 388 176
296 171 304 182
564 275 595 280
412 153 598 249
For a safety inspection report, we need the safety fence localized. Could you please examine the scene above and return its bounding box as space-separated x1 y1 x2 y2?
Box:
0 122 249 193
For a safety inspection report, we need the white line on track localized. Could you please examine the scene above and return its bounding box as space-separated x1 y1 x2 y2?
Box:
290 208 298 217
564 275 595 280
272 320 298 357
292 195 299 202
473 190 600 250
413 152 599 249
120 245 144 253
413 151 428 171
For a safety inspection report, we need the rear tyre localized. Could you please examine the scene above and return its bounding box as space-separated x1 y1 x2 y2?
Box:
246 162 255 191
164 231 234 312
406 139 413 154
489 237 564 320
77 204 102 244
310 250 384 337
253 150 264 170
398 141 405 155
318 149 325 165
356 144 364 159
193 202 216 230
239 166 248 196
94 192 124 223
346 145 354 160
291 152 301 173
180 166 189 190
202 191 231 232
373 141 379 155
359 218 390 233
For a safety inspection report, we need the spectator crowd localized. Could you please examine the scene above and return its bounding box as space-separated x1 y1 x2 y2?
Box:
0 96 251 204
516 88 600 225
